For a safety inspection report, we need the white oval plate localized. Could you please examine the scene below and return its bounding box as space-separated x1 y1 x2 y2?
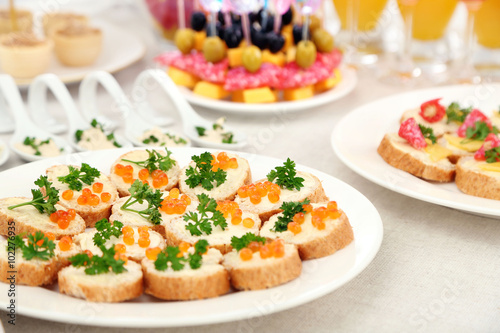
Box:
181 66 357 115
0 147 382 328
331 83 500 219
4 21 145 88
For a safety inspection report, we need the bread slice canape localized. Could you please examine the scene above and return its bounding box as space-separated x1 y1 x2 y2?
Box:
223 233 302 290
234 159 328 222
179 151 251 201
109 186 198 238
456 156 500 200
0 232 80 286
142 240 230 300
260 201 353 260
74 219 166 263
165 194 261 254
58 245 143 302
109 149 181 197
400 107 459 137
45 164 119 228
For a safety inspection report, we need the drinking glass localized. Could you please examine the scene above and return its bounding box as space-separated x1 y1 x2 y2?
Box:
474 0 500 79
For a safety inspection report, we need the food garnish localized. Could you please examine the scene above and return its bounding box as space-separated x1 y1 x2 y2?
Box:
185 152 227 190
57 163 101 191
184 194 227 236
267 158 304 191
120 180 163 225
8 176 59 215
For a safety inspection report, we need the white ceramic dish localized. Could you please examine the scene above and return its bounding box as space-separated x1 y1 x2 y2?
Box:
181 66 357 115
3 21 145 88
331 83 500 218
0 147 382 328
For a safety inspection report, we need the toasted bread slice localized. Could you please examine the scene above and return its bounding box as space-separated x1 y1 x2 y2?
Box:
234 172 329 222
165 211 261 254
456 156 500 200
46 165 119 228
378 133 456 182
74 227 165 263
58 260 143 302
179 152 252 201
142 248 230 300
260 203 354 260
0 238 80 286
108 191 199 238
109 149 181 197
0 197 85 239
223 243 301 290
400 108 459 137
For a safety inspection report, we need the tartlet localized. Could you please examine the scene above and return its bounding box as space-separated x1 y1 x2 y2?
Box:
53 23 102 67
0 9 32 34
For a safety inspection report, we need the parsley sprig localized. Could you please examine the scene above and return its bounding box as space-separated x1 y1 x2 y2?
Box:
231 233 266 251
465 121 499 141
121 148 176 174
185 152 227 190
419 124 437 144
272 199 310 232
93 219 124 247
446 102 472 124
23 137 51 156
485 147 500 163
70 244 127 275
267 158 305 191
183 194 227 236
9 231 56 261
57 163 101 191
154 240 209 271
120 180 163 225
8 176 59 215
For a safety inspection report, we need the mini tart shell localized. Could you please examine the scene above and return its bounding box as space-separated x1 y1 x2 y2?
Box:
0 35 52 78
0 9 33 34
53 27 102 67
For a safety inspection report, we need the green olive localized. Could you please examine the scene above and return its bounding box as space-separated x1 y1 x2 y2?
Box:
312 28 334 53
242 45 262 73
202 36 225 63
296 40 317 69
175 28 195 55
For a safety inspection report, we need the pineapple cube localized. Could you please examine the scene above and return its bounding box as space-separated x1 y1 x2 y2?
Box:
232 87 277 103
262 50 285 67
228 47 244 67
314 69 343 92
283 85 314 101
167 67 199 89
194 31 206 52
193 81 230 100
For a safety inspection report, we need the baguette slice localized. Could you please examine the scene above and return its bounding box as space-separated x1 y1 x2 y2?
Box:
46 165 119 228
109 149 181 197
0 197 85 239
0 238 80 286
109 191 199 238
377 133 456 182
74 227 166 263
179 152 252 201
400 108 459 137
260 203 354 260
165 210 261 254
234 172 329 222
456 156 500 200
58 260 143 302
223 243 301 290
142 248 229 300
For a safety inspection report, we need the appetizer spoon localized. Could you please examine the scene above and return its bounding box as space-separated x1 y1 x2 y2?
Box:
133 69 247 149
29 74 132 152
0 74 72 162
0 138 10 167
0 93 15 134
78 71 190 147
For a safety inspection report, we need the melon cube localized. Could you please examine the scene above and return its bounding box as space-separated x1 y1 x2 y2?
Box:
194 31 206 52
168 67 199 88
193 81 230 100
232 87 277 103
228 47 244 68
314 69 342 92
283 85 314 101
262 50 285 67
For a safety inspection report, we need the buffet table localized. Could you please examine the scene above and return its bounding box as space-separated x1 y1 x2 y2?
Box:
0 3 499 332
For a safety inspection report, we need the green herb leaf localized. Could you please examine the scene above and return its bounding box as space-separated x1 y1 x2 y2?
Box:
121 148 176 174
93 219 124 247
11 231 56 261
419 124 437 144
465 121 498 141
188 239 209 269
57 163 101 191
230 232 266 251
142 135 159 144
120 180 163 225
196 126 206 136
75 130 83 142
154 246 186 271
446 102 472 124
185 152 227 190
8 176 59 215
485 147 500 163
183 194 226 236
70 244 127 275
221 132 235 144
272 199 310 232
165 133 187 145
266 158 304 191
22 137 51 156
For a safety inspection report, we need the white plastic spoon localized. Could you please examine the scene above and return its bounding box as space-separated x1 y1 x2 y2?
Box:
0 75 72 162
79 71 190 147
0 138 10 167
133 69 247 149
0 93 14 134
28 73 132 152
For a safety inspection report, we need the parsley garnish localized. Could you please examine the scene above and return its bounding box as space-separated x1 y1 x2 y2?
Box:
75 130 83 142
165 133 187 145
221 132 235 144
120 180 163 225
185 152 227 190
23 137 51 156
183 194 226 236
195 126 206 136
419 124 437 144
142 135 159 145
154 240 209 271
70 244 127 275
106 132 122 148
121 148 176 174
465 121 499 141
57 163 101 191
8 176 59 215
267 158 304 191
93 219 124 247
485 147 500 163
10 231 56 261
272 199 310 232
446 102 471 124
231 232 266 251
